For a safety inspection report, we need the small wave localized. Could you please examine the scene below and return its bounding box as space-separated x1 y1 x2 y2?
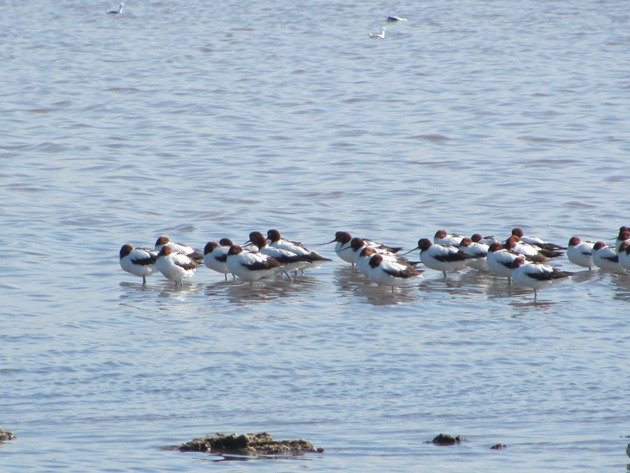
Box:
31 142 68 153
518 136 589 144
565 200 597 209
105 86 141 94
157 224 197 233
406 134 451 143
521 158 582 165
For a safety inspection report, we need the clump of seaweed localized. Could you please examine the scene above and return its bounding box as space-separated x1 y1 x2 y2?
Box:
178 432 323 456
490 443 507 450
430 433 463 446
0 430 15 442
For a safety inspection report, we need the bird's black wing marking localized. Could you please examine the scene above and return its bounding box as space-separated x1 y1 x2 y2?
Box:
525 269 572 281
383 266 422 279
242 259 281 271
434 252 470 263
175 260 197 271
131 256 156 266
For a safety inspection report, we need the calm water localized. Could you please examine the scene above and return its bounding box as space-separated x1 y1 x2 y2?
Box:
1 0 629 471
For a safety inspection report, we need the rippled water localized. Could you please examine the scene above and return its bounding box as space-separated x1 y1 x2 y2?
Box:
1 0 629 471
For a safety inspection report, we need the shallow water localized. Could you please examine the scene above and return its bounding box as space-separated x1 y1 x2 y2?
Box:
1 0 629 471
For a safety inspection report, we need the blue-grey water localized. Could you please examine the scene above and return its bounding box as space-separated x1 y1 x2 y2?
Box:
1 1 629 471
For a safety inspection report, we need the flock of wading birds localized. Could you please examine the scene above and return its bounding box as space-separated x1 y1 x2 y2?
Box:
119 226 630 299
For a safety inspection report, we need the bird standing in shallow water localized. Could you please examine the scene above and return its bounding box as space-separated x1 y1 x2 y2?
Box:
246 231 314 275
434 229 463 247
366 252 423 291
512 257 573 301
119 244 157 285
486 242 521 284
408 238 472 278
266 229 331 264
618 240 630 271
155 236 204 264
203 238 234 281
566 236 595 270
326 231 402 267
592 241 624 273
156 246 198 287
458 237 489 272
614 227 630 252
504 236 558 262
226 245 288 282
510 227 566 251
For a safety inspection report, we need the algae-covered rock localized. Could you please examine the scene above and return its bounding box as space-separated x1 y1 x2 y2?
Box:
0 430 15 442
431 433 462 446
179 432 323 455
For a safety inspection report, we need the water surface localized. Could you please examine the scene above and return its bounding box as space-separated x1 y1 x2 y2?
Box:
1 1 629 471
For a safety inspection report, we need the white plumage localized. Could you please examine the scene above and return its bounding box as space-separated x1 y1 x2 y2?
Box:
592 241 624 273
226 245 285 282
486 243 520 282
566 236 594 270
434 229 464 247
366 253 422 289
203 239 233 280
119 244 157 285
328 231 401 266
618 241 630 271
413 238 470 277
156 246 197 286
369 27 386 39
458 237 489 272
512 257 572 300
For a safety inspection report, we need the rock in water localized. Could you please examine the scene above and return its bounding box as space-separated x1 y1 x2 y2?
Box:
431 433 463 446
0 430 16 442
178 432 323 455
